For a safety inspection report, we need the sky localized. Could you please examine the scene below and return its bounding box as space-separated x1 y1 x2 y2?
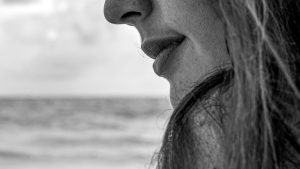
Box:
0 0 169 97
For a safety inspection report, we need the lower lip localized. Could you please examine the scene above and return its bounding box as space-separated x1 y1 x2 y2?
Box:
153 42 182 76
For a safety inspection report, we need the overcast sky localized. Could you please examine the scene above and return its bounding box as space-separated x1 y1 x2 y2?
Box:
0 0 169 97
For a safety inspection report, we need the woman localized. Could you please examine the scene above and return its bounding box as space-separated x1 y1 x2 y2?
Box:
104 0 300 169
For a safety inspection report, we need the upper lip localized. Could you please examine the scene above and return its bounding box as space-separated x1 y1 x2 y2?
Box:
141 36 185 59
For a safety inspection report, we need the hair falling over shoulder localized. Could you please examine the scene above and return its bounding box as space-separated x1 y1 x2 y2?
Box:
154 1 300 169
219 0 300 168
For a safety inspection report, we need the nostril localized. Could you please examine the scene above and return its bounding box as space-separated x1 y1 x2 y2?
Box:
121 11 142 20
104 0 152 25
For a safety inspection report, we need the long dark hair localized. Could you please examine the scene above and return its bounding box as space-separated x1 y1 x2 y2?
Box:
155 1 300 169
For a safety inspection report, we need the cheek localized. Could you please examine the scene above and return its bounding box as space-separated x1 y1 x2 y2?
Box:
168 37 230 107
161 0 231 107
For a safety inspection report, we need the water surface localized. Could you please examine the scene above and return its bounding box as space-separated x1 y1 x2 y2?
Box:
0 97 171 169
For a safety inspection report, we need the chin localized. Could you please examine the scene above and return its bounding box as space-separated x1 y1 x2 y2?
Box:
169 85 178 108
169 83 187 109
169 96 177 109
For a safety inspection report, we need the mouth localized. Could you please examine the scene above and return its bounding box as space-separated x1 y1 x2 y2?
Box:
141 36 185 75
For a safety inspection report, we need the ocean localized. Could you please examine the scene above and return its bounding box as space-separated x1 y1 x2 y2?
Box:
0 97 172 169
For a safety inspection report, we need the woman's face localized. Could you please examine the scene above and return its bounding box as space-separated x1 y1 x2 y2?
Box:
104 0 230 168
104 0 230 107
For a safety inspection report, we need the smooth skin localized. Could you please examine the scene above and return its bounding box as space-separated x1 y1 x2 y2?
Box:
104 0 230 108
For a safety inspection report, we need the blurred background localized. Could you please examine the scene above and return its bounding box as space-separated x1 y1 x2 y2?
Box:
0 0 172 168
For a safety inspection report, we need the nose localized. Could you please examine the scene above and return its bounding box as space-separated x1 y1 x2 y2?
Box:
104 0 152 25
